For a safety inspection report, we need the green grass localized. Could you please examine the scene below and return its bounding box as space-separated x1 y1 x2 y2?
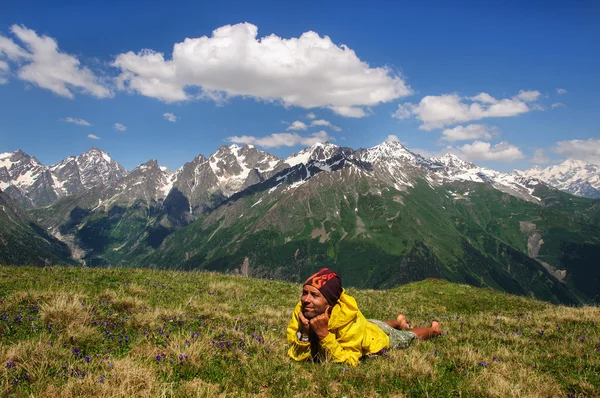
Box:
1 266 598 397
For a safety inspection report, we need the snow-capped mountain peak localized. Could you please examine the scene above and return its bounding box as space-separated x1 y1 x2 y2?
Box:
432 153 476 170
0 148 128 208
515 159 600 198
285 142 342 167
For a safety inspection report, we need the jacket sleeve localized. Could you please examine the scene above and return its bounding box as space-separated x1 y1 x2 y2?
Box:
286 302 311 362
319 325 363 367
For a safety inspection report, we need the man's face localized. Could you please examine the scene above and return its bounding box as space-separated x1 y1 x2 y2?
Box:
301 285 329 319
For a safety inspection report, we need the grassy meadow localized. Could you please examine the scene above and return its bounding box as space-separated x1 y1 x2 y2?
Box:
1 265 599 397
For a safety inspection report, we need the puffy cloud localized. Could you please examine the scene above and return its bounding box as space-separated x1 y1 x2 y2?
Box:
286 120 307 130
517 90 541 102
392 103 413 119
114 123 127 131
228 130 333 148
163 112 177 122
310 119 342 132
87 134 100 140
306 112 316 119
441 124 494 142
468 92 498 104
0 60 8 84
329 106 369 118
450 141 525 162
386 134 400 142
557 88 567 95
551 102 565 109
112 23 411 117
0 25 111 99
394 91 538 130
531 148 550 164
554 138 600 164
64 117 91 126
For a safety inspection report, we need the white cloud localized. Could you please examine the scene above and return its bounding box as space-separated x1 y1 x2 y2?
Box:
386 134 400 142
112 23 412 117
329 106 368 118
551 102 565 109
310 119 342 131
468 92 498 104
114 123 127 131
88 134 100 140
394 91 538 130
392 103 413 119
306 112 316 119
517 90 541 102
449 141 525 162
554 138 600 164
163 112 177 122
286 120 307 130
441 124 494 142
0 60 8 84
531 148 550 164
228 130 333 148
0 25 112 99
557 88 567 95
64 117 91 126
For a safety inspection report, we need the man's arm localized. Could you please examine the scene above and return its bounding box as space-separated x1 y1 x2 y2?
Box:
310 306 363 367
286 302 311 362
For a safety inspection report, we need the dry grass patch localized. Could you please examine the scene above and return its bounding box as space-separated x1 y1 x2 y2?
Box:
175 378 225 397
390 348 436 379
111 296 146 313
124 283 148 297
39 293 90 331
197 302 234 320
130 307 187 330
1 290 57 312
469 365 562 397
207 280 248 297
41 358 158 398
1 335 70 387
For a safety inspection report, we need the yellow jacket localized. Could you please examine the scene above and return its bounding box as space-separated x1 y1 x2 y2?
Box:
286 290 389 366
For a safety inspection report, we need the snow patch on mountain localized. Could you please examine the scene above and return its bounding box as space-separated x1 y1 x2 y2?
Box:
432 153 542 203
515 159 600 198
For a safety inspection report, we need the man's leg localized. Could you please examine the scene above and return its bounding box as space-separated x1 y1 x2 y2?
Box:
410 321 442 340
384 314 411 330
385 316 442 339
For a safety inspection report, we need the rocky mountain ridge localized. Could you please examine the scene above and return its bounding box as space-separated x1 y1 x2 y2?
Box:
515 159 600 198
0 148 127 208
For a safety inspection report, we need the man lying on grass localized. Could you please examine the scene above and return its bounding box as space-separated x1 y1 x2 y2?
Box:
287 268 442 366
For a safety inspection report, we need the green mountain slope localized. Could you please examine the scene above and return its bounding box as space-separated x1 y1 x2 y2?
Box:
31 155 600 304
145 164 598 304
0 190 73 266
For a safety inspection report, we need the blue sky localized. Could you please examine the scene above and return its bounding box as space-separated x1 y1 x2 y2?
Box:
1 0 598 172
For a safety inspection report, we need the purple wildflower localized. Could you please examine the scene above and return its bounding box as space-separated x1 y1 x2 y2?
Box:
85 356 92 363
477 362 489 367
6 361 15 368
99 376 105 383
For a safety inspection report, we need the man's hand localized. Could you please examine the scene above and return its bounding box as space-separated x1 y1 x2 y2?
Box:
309 305 331 340
298 310 310 336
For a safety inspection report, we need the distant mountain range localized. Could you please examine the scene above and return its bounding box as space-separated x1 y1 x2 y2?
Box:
515 160 600 198
1 142 599 304
0 148 126 208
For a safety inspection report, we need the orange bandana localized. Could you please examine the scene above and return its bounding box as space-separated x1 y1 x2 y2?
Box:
304 268 342 305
